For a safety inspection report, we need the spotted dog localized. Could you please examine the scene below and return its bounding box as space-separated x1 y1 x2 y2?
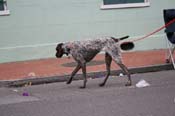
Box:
56 36 131 88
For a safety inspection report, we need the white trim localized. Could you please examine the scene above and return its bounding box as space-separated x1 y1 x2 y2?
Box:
101 1 150 9
0 9 10 16
0 43 57 50
0 0 10 16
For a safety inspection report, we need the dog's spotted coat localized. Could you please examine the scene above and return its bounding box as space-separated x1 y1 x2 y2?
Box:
63 37 121 63
56 36 131 88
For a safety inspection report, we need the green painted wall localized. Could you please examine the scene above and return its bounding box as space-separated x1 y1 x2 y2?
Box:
0 0 175 63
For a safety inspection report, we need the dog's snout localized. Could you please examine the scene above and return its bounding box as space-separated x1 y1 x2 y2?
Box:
55 51 63 58
55 52 60 58
55 43 64 58
55 53 59 58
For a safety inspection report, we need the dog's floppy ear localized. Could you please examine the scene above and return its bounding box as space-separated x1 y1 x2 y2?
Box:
56 43 63 50
56 43 64 58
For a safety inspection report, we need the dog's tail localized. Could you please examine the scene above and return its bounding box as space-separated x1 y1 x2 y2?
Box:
119 35 129 40
111 35 129 42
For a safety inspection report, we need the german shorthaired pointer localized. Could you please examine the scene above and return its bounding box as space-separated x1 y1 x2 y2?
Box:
56 36 131 88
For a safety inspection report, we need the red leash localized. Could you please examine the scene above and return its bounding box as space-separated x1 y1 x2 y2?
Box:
120 18 175 51
131 18 175 42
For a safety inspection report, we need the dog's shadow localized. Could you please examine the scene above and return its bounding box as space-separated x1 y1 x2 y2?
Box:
65 77 131 90
62 60 105 67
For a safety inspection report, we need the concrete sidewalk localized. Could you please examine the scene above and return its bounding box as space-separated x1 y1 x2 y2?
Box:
0 49 174 87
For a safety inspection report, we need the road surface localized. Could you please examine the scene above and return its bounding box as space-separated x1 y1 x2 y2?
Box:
0 70 175 116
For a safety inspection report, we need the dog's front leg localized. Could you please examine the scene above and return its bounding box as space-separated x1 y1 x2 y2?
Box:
67 64 81 84
99 53 112 87
80 63 87 89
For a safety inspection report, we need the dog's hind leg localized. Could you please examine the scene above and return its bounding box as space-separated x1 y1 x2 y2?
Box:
99 53 112 87
67 64 81 84
116 62 132 86
80 63 87 89
110 52 132 86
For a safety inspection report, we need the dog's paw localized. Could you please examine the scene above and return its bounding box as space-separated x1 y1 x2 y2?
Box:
79 86 86 89
99 83 105 87
125 81 132 86
66 81 71 84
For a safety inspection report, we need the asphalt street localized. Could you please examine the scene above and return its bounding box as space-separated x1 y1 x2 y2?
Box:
0 70 175 116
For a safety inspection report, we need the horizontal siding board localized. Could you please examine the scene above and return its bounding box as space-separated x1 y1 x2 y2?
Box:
0 0 175 63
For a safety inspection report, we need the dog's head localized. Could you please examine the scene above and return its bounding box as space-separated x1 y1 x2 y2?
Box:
55 43 64 58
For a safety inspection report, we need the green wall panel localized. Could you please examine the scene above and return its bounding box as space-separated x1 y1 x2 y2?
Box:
0 0 175 63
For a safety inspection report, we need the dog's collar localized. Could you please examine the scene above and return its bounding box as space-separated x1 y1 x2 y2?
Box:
64 48 70 56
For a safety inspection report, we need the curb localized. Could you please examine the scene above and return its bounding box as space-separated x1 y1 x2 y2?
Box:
0 63 174 87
